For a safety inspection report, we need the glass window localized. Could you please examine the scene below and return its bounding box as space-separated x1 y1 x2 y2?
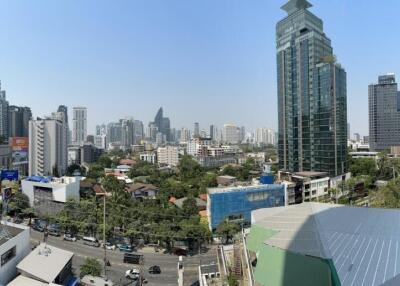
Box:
1 246 16 266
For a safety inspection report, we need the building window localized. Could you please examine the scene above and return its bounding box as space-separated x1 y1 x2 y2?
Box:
247 192 269 202
1 246 16 266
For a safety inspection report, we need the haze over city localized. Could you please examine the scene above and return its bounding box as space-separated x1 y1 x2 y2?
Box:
1 0 399 134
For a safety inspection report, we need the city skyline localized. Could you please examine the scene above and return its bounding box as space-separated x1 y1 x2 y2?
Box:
1 1 399 135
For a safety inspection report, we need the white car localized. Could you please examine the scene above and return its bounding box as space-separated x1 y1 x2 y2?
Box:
104 242 116 250
125 269 140 280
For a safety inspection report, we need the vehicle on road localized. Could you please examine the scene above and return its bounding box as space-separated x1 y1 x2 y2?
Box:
123 253 143 264
83 236 100 247
125 268 140 280
149 265 161 274
172 247 187 256
48 228 61 237
119 244 133 252
63 233 77 242
104 242 116 250
32 219 47 232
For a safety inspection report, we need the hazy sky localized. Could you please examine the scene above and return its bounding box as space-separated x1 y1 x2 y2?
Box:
1 0 399 135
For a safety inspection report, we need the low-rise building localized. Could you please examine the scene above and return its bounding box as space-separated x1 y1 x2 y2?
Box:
198 263 222 286
139 152 156 164
196 155 236 168
207 184 285 230
126 183 159 200
21 176 81 215
216 175 237 186
0 222 31 286
16 243 75 285
157 146 179 166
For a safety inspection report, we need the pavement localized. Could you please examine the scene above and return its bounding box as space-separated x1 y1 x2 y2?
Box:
30 230 218 286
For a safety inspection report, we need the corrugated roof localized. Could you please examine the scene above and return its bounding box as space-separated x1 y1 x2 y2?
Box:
251 203 400 286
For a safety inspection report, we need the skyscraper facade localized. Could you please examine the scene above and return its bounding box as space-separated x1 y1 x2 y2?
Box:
0 82 9 142
194 122 200 137
9 106 32 137
277 0 347 176
72 107 87 145
121 118 134 149
369 74 400 151
133 120 144 144
107 122 122 144
222 124 239 144
153 107 170 142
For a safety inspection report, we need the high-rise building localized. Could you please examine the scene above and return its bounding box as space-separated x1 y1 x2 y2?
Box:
94 134 107 150
0 82 9 142
210 125 218 142
180 128 191 143
222 124 240 144
96 124 106 136
57 105 70 145
121 118 134 149
157 146 179 166
255 128 276 146
133 120 144 144
194 122 200 137
72 107 87 145
353 133 361 142
29 115 68 176
369 74 400 151
153 107 170 142
347 123 350 140
107 122 122 144
277 0 347 176
239 126 246 143
147 122 158 142
9 106 32 137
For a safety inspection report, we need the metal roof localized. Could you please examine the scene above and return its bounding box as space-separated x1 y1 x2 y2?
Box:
252 203 400 286
17 243 74 283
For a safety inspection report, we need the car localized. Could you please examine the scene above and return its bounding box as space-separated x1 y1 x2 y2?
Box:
104 242 116 250
32 224 45 232
48 228 61 237
83 236 100 247
123 253 143 264
149 265 161 274
125 269 140 280
63 233 77 242
119 244 133 253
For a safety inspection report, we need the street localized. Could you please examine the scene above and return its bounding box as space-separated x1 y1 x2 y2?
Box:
30 230 218 286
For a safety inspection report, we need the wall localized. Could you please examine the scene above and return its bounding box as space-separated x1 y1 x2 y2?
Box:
0 224 30 286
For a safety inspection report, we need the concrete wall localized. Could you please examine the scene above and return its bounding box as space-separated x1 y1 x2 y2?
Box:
0 224 31 286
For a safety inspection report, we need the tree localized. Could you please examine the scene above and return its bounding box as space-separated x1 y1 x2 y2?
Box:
227 274 239 286
349 158 377 178
80 257 102 278
371 177 400 208
7 192 30 217
216 221 240 244
97 155 112 168
182 197 198 217
178 155 203 180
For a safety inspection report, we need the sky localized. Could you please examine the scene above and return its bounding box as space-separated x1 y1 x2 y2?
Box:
0 0 399 136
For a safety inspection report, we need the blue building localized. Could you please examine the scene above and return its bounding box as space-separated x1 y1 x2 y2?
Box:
207 184 285 230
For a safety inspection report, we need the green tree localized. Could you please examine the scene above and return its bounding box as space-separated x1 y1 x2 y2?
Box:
80 257 102 278
371 177 400 208
178 155 203 180
216 221 240 244
227 274 239 286
7 192 30 217
182 197 198 217
349 158 377 178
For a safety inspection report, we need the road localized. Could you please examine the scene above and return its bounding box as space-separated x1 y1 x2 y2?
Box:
30 230 218 286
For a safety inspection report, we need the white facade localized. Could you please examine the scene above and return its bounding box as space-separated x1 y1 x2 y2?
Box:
21 176 81 206
254 128 276 145
29 117 67 176
180 128 191 143
157 146 179 166
222 124 240 144
72 107 87 145
0 222 31 286
139 152 156 164
94 134 107 150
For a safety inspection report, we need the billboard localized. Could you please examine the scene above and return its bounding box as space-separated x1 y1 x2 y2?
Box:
11 137 28 165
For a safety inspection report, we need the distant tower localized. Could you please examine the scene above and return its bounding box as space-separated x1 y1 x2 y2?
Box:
194 122 200 137
0 82 9 142
72 107 87 145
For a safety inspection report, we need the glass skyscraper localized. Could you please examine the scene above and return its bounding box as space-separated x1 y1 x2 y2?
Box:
277 0 347 177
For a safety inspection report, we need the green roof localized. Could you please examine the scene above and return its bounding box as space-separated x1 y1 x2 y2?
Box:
246 224 277 253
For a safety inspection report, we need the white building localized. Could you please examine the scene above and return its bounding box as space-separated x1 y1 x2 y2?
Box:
180 128 191 143
94 134 107 150
29 117 67 176
222 124 240 144
139 152 156 164
186 137 212 156
21 176 81 215
157 146 179 166
254 128 276 145
0 222 31 286
72 107 87 145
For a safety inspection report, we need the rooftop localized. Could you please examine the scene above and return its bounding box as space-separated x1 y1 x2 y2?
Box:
208 183 282 194
17 243 74 283
0 222 26 246
251 203 400 285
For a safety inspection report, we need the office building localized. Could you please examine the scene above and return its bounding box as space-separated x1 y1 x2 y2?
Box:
95 124 106 136
369 74 400 151
139 152 156 164
0 222 31 285
194 122 200 137
222 124 240 144
180 128 191 143
255 128 276 146
134 120 144 144
72 107 87 145
157 146 179 166
0 83 9 142
277 0 347 177
8 106 32 138
246 202 400 286
209 125 218 142
153 107 170 142
29 116 67 176
121 118 134 149
107 122 122 144
347 123 350 140
207 184 285 230
94 134 107 150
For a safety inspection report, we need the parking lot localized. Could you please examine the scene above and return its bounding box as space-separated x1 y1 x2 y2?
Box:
30 229 218 286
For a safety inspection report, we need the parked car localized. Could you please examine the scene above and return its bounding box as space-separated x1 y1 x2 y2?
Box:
119 244 133 253
48 228 61 237
149 265 161 274
83 236 100 247
32 224 45 232
63 233 77 242
125 269 140 280
104 242 116 250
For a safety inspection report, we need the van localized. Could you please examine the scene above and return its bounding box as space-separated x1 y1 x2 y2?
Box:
83 236 100 247
123 253 144 264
